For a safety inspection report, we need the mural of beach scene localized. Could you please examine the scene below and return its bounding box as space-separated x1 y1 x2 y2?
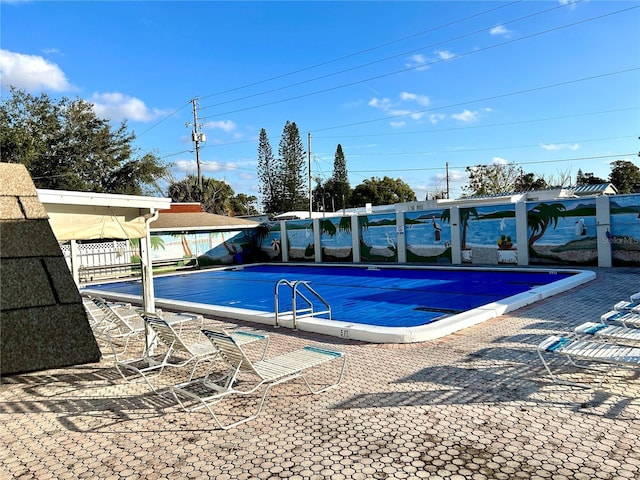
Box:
359 213 398 263
404 209 452 264
319 216 353 262
459 205 517 264
150 232 215 262
527 198 597 266
261 221 282 261
193 230 254 266
609 194 640 266
286 219 315 261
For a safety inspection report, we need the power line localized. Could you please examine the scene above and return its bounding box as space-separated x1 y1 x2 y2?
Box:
313 67 640 132
198 1 567 113
314 107 640 139
196 1 523 103
347 153 635 174
200 5 638 121
156 107 637 164
339 135 635 158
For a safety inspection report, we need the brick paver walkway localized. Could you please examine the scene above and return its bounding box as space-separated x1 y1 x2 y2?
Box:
2 267 639 479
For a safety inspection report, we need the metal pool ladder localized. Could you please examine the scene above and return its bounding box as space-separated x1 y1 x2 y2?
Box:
274 279 331 329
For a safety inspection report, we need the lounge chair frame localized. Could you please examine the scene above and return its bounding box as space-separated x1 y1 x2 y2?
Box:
537 335 640 388
115 314 268 393
171 330 346 429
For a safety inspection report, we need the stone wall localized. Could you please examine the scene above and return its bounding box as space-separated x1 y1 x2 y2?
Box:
0 163 101 375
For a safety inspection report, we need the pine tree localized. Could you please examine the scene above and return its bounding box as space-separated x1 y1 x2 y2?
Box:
278 121 308 212
329 144 350 210
256 128 280 213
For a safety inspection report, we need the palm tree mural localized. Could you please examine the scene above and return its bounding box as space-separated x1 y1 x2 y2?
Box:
459 207 479 250
528 202 566 247
319 219 337 236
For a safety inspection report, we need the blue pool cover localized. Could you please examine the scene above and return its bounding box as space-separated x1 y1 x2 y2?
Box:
89 265 574 328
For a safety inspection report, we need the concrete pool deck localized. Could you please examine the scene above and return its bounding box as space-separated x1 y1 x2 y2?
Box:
2 267 639 479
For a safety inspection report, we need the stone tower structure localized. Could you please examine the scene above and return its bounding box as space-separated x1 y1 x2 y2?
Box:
1 163 101 375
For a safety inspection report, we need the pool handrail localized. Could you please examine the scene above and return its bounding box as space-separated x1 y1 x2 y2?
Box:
274 279 331 329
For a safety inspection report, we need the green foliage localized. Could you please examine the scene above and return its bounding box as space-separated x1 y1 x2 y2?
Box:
278 121 308 212
350 176 416 206
463 163 531 196
609 160 640 193
228 193 259 216
576 169 607 186
256 122 309 214
256 128 280 213
0 87 168 194
168 174 258 216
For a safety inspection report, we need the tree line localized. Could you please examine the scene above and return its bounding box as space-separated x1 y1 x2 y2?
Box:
2 88 638 218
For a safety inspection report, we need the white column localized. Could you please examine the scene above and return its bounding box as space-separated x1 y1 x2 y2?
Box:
596 195 612 267
515 201 529 266
351 215 361 263
69 239 80 286
313 218 322 263
396 212 406 263
450 207 462 264
280 220 289 262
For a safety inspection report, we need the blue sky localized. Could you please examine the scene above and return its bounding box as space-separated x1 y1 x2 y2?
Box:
1 0 639 204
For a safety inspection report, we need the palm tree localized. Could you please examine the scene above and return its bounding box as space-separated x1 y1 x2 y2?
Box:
459 207 479 250
528 202 566 247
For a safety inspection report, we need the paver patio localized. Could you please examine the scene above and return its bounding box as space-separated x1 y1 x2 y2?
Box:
1 267 639 479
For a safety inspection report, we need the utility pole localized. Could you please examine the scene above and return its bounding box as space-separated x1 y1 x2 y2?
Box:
308 132 312 219
446 162 450 199
188 98 205 191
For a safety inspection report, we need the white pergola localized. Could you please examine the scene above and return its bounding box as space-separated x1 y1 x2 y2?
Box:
37 189 172 313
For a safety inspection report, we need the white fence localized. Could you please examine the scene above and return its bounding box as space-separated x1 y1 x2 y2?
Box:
60 240 139 282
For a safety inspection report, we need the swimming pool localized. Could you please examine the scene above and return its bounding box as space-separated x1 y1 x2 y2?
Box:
84 263 595 343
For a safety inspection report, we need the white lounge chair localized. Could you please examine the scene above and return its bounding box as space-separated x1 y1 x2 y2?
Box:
537 335 640 388
122 314 268 393
574 322 640 347
613 300 640 314
601 309 640 329
90 296 147 358
171 330 346 429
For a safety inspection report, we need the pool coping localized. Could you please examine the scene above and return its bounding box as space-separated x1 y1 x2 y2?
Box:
82 264 596 343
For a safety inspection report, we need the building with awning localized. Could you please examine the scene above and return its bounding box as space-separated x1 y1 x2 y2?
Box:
37 188 172 313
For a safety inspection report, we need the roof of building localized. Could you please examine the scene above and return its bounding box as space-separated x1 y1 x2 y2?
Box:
150 211 260 232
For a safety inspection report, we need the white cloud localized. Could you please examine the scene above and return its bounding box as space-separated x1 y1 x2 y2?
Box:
493 157 508 165
541 143 579 151
430 113 446 124
389 121 406 128
399 91 430 107
205 120 237 132
369 92 429 124
559 0 580 9
90 92 167 122
436 50 455 60
175 159 239 173
490 25 512 38
0 49 72 92
406 53 429 71
451 109 479 122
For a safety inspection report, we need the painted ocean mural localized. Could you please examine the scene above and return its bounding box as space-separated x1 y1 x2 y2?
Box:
359 213 397 263
609 194 640 266
527 198 597 265
319 216 353 262
286 219 315 261
404 209 452 264
459 205 517 264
